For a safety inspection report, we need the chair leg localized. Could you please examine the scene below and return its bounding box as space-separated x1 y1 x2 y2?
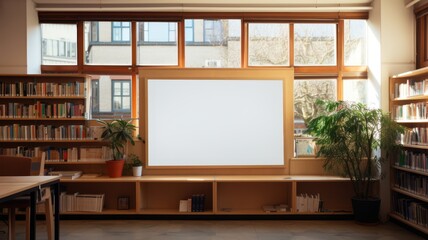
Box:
8 208 15 240
25 207 30 240
44 196 54 240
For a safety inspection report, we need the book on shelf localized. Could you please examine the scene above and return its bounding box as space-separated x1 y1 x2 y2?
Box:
296 193 320 213
48 170 82 180
262 204 288 213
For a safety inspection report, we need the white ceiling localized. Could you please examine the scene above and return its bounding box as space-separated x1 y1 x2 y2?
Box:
32 0 375 12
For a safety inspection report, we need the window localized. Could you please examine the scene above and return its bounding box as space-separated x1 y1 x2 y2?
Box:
344 20 367 66
294 24 337 66
185 19 241 68
90 75 132 119
91 80 100 114
41 24 77 65
137 22 178 66
185 20 194 42
112 81 131 112
343 79 368 104
112 22 130 42
293 79 337 134
248 23 290 66
84 22 131 65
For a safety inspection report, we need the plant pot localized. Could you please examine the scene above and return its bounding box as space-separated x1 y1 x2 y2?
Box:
351 197 381 224
132 166 142 177
106 159 125 178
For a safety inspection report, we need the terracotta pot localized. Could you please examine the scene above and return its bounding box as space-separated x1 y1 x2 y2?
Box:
106 159 125 178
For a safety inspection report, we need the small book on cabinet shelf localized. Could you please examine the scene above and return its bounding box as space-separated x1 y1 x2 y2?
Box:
48 170 82 180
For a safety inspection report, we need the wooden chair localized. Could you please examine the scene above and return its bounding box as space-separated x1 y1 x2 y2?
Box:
0 153 54 240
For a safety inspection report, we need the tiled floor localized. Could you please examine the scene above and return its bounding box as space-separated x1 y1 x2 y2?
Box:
1 219 425 240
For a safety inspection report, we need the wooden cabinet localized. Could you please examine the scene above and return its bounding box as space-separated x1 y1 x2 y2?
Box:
57 175 353 216
389 67 428 234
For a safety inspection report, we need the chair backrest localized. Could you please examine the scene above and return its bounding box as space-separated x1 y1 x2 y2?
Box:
30 152 46 176
0 155 32 176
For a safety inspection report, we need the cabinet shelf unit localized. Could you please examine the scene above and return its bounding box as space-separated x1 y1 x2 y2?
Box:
56 175 353 216
390 67 428 234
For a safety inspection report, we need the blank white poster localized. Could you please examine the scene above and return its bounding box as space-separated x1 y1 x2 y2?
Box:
147 79 284 166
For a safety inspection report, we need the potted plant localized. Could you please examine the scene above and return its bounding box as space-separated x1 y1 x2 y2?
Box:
99 118 137 178
305 100 404 223
126 153 143 177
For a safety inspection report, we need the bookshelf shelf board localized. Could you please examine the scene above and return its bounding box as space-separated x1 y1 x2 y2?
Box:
0 117 86 121
392 95 428 102
392 187 428 202
45 161 107 165
0 139 103 143
214 175 350 182
401 144 428 150
216 209 293 215
396 119 428 123
393 166 428 177
0 96 85 100
389 212 428 235
139 175 215 182
139 209 214 215
60 176 140 183
392 67 428 78
61 209 138 215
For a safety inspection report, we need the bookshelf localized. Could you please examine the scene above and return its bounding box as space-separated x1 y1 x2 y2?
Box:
0 74 109 163
390 67 428 234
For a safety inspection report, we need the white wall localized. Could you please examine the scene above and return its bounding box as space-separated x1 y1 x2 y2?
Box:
369 0 416 221
26 0 41 74
0 0 28 73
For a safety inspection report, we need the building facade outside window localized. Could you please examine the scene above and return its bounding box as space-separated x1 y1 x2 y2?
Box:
112 22 131 42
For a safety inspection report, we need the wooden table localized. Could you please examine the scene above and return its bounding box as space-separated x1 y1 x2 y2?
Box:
0 176 61 240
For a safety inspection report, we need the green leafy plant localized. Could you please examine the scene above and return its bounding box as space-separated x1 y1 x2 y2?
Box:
126 153 142 168
98 119 137 160
305 100 404 199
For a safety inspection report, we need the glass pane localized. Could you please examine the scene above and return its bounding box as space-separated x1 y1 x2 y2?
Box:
137 22 178 66
89 75 132 119
343 80 368 104
122 82 130 95
344 20 367 66
41 24 77 65
294 79 337 134
248 23 289 66
113 97 122 110
113 82 121 94
122 97 131 109
294 24 336 66
84 21 131 65
185 19 241 68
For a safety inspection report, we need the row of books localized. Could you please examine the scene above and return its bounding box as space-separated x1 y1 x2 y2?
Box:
296 193 321 213
392 194 428 227
178 194 206 212
395 171 428 197
59 192 104 213
0 146 113 162
399 128 428 145
0 124 94 140
396 150 428 172
394 79 428 99
0 81 85 97
0 102 85 119
394 102 428 120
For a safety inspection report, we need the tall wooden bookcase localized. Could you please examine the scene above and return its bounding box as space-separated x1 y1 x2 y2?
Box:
0 74 107 162
389 67 428 234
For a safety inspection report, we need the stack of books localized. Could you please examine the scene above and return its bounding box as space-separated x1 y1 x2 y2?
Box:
59 192 104 213
48 170 82 180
